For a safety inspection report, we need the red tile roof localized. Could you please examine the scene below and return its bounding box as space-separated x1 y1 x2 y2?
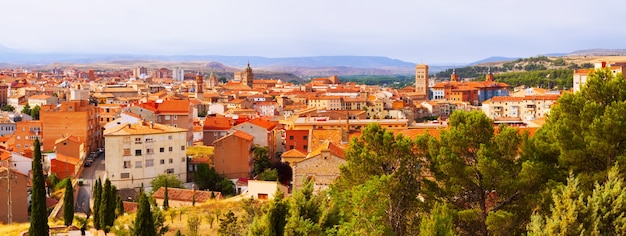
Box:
233 130 254 141
158 100 190 113
203 117 233 130
247 118 277 131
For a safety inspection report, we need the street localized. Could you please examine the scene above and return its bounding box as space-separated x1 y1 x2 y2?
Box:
75 152 106 214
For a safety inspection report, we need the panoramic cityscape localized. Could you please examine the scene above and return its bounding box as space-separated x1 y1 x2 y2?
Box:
1 1 626 236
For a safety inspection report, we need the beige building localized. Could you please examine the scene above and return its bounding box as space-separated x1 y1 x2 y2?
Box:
292 141 345 193
415 64 429 99
307 96 342 110
104 121 187 190
481 94 560 121
573 61 625 93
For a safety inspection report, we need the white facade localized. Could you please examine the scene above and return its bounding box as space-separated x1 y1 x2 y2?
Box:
104 122 188 190
173 67 184 82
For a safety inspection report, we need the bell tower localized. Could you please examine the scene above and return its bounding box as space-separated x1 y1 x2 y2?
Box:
195 72 204 101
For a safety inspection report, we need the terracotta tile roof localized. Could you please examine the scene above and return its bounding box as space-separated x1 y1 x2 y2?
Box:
54 153 80 165
305 141 344 159
0 150 11 161
281 149 307 158
54 135 83 145
104 121 187 136
233 130 254 141
123 201 138 213
46 197 59 209
393 128 443 140
28 94 52 99
246 118 277 131
203 117 233 130
189 157 212 165
152 187 222 202
157 100 190 113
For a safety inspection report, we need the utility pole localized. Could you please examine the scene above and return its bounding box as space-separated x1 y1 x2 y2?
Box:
1 157 15 224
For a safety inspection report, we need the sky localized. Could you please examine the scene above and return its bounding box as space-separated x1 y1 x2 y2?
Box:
0 0 624 64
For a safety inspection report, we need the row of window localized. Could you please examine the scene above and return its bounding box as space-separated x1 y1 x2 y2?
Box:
288 135 307 140
120 168 175 179
123 157 185 169
123 145 185 156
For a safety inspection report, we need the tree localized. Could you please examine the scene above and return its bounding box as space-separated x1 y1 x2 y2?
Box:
206 212 215 229
163 179 169 210
21 103 31 115
248 191 289 236
93 178 102 230
284 178 323 235
99 178 112 233
187 214 201 236
1 104 15 112
419 203 457 236
63 178 75 226
28 138 49 236
253 145 272 176
542 67 626 189
218 210 242 236
134 192 156 236
30 104 40 120
257 169 278 181
116 195 124 217
527 166 626 235
428 111 526 236
194 163 221 190
153 207 169 235
333 123 426 235
150 174 184 193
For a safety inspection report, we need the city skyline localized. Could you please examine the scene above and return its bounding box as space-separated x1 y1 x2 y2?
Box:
1 0 625 64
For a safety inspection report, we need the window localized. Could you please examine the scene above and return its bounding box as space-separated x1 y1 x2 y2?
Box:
303 145 308 150
173 115 177 120
289 145 294 150
181 157 186 163
164 115 170 120
160 147 165 153
145 159 154 167
134 137 142 144
169 158 173 164
181 145 185 151
168 135 173 140
135 161 143 168
289 136 294 140
135 149 142 156
169 147 173 152
145 138 154 143
123 161 131 169
121 173 130 179
160 159 165 164
146 148 154 154
166 168 174 174
303 135 308 140
123 148 131 156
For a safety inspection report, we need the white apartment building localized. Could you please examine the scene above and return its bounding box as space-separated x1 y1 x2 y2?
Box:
573 61 625 93
481 94 560 121
104 121 187 190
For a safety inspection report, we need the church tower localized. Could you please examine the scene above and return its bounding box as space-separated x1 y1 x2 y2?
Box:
242 63 254 88
195 72 204 101
450 67 459 82
485 68 494 83
415 64 429 99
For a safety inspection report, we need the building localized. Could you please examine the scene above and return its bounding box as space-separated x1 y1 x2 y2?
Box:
284 129 309 154
0 150 32 177
213 130 254 179
49 153 80 179
292 141 345 193
231 118 278 158
0 115 16 137
40 100 100 152
195 72 204 101
234 63 254 88
284 116 408 131
55 135 86 161
431 70 510 105
172 67 184 82
573 61 625 93
152 187 222 207
103 121 188 190
98 104 123 128
246 180 289 200
202 116 233 146
13 120 43 153
481 94 560 121
415 64 429 99
0 167 29 223
0 83 8 107
128 100 194 146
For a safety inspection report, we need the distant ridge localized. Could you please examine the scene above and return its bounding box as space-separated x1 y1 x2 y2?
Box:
568 49 626 56
468 56 518 65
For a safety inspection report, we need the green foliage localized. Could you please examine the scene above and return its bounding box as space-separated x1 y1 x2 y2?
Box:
153 207 169 235
30 104 40 120
428 110 527 235
248 191 289 236
334 175 393 236
48 173 60 189
93 178 102 229
150 174 184 193
134 192 156 236
206 212 215 229
63 178 74 226
419 203 457 236
99 178 115 233
544 67 626 189
339 74 414 88
187 215 201 236
1 104 15 112
258 169 279 181
493 69 573 89
116 195 124 217
163 180 169 210
334 122 426 235
193 163 222 190
253 145 272 176
28 138 49 236
284 179 323 235
21 103 31 115
218 210 243 236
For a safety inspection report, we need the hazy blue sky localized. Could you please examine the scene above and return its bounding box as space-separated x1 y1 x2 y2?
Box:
1 0 624 64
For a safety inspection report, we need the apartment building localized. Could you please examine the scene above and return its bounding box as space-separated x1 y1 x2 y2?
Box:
13 120 43 153
213 130 254 179
40 100 100 152
104 121 187 190
481 94 560 121
573 61 626 93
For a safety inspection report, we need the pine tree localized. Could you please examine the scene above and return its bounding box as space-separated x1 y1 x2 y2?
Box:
163 179 169 210
93 177 102 230
134 192 156 236
99 178 111 233
63 177 75 226
28 138 49 236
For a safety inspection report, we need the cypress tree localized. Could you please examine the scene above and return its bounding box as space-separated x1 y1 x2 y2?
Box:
116 195 124 217
99 178 112 233
134 192 156 236
163 179 169 210
93 177 102 230
63 177 75 226
28 138 49 236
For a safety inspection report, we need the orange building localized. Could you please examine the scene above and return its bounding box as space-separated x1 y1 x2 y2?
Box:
284 129 309 154
213 130 254 179
202 116 234 146
13 120 43 153
97 104 123 128
0 167 29 223
40 100 100 152
50 153 80 179
55 135 86 160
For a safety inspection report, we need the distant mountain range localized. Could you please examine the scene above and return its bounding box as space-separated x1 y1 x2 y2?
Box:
1 45 625 76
